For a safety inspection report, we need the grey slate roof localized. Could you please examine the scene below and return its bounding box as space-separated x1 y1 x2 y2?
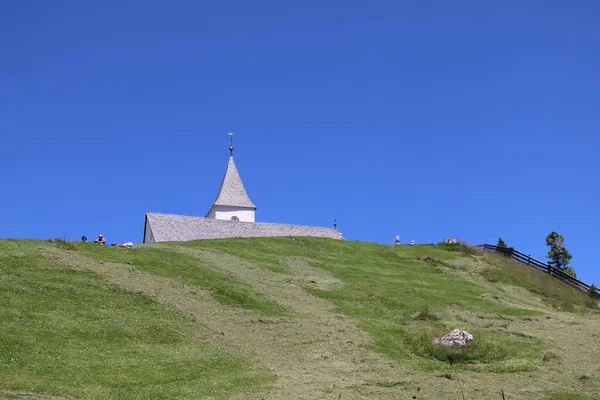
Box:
145 212 340 242
211 156 256 209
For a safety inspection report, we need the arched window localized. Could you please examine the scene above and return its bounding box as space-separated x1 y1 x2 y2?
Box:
231 216 239 221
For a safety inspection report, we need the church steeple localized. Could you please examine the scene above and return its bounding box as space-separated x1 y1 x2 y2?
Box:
205 133 257 222
211 155 256 209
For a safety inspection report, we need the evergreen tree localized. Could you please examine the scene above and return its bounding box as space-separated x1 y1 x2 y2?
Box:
496 237 513 257
546 231 573 271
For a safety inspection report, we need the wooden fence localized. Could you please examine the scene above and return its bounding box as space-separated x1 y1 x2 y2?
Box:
476 244 595 294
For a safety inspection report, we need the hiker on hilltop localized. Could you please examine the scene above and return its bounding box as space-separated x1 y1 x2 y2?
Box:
81 236 87 243
94 234 106 245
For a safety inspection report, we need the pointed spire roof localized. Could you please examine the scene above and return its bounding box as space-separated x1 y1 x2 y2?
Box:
211 154 256 209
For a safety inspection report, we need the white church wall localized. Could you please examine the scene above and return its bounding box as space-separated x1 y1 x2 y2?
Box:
206 208 217 219
209 206 255 222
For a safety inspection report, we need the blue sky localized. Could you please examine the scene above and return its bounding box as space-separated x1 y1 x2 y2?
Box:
1 1 599 284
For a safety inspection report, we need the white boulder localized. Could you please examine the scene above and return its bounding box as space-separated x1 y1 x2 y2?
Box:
433 329 474 348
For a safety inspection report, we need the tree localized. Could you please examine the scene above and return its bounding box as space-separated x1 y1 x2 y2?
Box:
589 284 599 298
496 237 513 257
545 232 573 271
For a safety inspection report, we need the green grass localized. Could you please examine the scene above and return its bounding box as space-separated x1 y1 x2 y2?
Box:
179 237 543 371
481 253 595 311
0 240 274 399
3 236 598 399
78 243 291 317
172 237 305 274
406 327 539 368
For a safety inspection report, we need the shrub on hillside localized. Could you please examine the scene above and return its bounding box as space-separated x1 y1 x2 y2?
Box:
437 239 477 255
409 328 515 365
563 266 577 279
495 238 514 257
48 237 77 251
412 306 439 321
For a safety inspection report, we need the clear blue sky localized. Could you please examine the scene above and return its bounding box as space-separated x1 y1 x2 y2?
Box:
1 1 599 284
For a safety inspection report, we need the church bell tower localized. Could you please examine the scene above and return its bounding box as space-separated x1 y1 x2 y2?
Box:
205 133 257 222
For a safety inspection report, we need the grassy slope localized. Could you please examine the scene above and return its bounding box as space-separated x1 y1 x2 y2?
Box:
0 240 273 399
177 239 541 368
167 237 600 397
77 244 291 317
1 237 599 399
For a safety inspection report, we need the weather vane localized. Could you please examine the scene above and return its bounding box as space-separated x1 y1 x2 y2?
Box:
228 132 234 155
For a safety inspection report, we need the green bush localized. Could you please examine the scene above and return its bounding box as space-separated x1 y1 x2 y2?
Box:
563 265 577 278
409 328 512 365
589 284 599 298
437 241 478 255
49 237 77 250
412 306 439 321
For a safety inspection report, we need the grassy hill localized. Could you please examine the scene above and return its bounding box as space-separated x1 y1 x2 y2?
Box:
1 237 599 400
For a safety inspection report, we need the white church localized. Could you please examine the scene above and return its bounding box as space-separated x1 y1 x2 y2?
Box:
204 149 257 223
143 138 340 243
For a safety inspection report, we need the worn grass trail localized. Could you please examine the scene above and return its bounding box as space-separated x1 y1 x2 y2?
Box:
43 245 407 399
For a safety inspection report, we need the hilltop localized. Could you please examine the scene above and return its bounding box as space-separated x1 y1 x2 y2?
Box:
1 237 599 400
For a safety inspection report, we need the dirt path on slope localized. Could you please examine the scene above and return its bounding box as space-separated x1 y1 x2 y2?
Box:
42 247 411 400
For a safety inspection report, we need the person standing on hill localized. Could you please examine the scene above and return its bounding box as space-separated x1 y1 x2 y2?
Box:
94 234 106 245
